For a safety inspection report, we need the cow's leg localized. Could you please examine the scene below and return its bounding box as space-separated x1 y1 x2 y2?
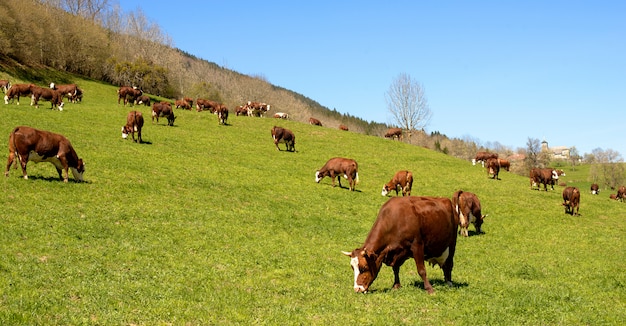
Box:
392 264 402 289
412 246 433 294
17 154 28 179
4 151 15 177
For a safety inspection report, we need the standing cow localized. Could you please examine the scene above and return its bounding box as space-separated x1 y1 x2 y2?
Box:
4 83 35 105
451 190 486 237
315 157 359 191
5 126 85 182
562 186 580 216
309 117 322 126
590 183 599 195
486 157 500 180
31 86 64 110
530 168 560 191
152 102 176 126
50 83 80 103
217 106 229 125
0 80 11 93
616 186 626 202
122 111 144 143
271 126 295 152
117 86 143 106
381 170 413 197
342 196 458 294
473 151 498 166
384 128 403 140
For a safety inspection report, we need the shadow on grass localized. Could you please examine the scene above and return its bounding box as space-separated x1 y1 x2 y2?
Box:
11 175 91 183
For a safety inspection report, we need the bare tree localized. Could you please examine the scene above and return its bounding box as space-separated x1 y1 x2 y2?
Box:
385 73 431 138
589 148 624 189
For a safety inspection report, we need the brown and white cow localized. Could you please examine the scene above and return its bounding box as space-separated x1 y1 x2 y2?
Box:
486 157 500 180
381 170 413 197
451 190 486 237
473 151 498 166
196 98 222 113
384 127 403 140
590 183 599 195
273 112 289 119
5 126 85 182
152 102 176 126
122 111 144 143
217 106 229 125
616 186 626 202
135 95 151 106
529 168 560 191
50 83 80 103
271 126 296 152
117 86 143 106
31 86 64 110
309 117 322 126
235 105 248 116
562 186 580 216
0 80 11 93
246 101 270 117
342 196 458 294
315 157 359 191
175 99 191 110
4 83 35 105
339 124 349 131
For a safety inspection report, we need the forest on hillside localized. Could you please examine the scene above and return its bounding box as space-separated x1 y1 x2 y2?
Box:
0 0 622 187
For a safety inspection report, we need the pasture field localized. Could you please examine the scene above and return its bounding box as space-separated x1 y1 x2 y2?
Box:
0 75 625 325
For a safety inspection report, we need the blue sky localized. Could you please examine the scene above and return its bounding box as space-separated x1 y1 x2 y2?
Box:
118 1 625 157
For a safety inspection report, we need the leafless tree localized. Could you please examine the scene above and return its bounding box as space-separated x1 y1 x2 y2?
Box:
385 73 431 138
589 148 624 189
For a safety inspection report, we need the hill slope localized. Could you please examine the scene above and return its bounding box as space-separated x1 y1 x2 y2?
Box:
0 75 625 324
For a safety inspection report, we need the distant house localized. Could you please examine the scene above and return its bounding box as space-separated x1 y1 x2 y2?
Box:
541 140 570 159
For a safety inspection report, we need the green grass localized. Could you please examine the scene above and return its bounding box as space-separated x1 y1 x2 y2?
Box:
0 73 625 325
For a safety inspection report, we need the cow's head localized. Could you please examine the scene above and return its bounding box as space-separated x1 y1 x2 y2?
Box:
381 185 392 196
342 249 379 293
121 126 131 139
551 170 559 180
315 171 324 183
71 159 85 182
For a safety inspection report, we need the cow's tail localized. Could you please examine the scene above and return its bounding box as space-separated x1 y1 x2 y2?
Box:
452 190 466 231
354 162 360 184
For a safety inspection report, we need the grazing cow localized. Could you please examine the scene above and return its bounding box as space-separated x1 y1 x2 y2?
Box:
381 170 413 197
122 111 144 143
5 126 85 182
486 157 500 180
473 151 498 166
617 186 626 202
451 190 486 237
610 194 618 200
136 95 151 106
529 168 559 191
217 106 229 125
315 157 359 191
271 126 296 152
342 196 458 294
31 86 64 110
273 112 289 119
309 117 322 126
590 183 599 195
246 101 270 117
152 102 176 126
339 124 349 131
498 159 510 171
384 128 403 140
175 99 191 110
562 186 580 216
184 97 194 108
196 98 222 113
235 105 248 116
50 83 80 103
117 86 143 106
4 83 35 105
0 80 11 93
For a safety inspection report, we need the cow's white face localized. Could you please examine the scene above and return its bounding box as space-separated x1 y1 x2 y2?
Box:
315 171 322 183
551 170 559 179
4 95 8 104
70 167 84 182
343 249 376 293
381 186 389 196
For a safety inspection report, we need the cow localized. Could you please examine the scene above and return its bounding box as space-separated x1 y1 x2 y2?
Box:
0 80 10 93
271 126 295 152
381 170 413 197
136 95 151 106
121 111 144 143
217 106 229 125
473 151 498 166
196 98 222 113
184 97 194 108
339 124 349 131
617 186 626 202
610 194 618 200
273 112 289 119
562 186 580 216
315 157 359 191
384 127 403 140
309 117 322 126
175 99 191 110
5 126 85 182
235 106 248 116
246 101 270 117
342 196 458 294
152 102 176 126
50 83 80 103
117 86 142 106
498 159 510 171
486 157 500 180
31 86 64 110
529 168 559 191
590 183 599 195
4 83 35 105
451 190 486 237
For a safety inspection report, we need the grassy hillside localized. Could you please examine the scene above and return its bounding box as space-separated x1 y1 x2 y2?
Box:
1 74 625 325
